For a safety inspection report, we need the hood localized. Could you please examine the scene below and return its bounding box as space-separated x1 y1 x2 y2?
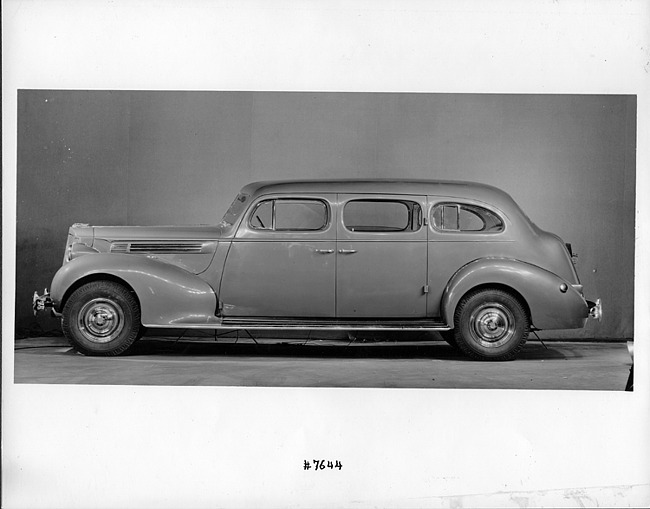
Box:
66 224 225 275
91 225 225 243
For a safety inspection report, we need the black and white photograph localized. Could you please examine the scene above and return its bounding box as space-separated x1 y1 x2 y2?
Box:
3 1 649 508
16 91 634 390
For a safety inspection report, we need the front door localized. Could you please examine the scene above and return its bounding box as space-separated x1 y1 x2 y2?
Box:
336 194 428 318
220 194 336 317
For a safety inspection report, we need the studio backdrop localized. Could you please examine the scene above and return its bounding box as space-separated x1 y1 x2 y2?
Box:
16 91 636 339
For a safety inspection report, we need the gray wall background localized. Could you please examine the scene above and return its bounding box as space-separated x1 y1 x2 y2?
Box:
16 91 635 339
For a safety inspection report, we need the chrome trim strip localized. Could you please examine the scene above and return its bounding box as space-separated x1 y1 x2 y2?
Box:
144 320 451 331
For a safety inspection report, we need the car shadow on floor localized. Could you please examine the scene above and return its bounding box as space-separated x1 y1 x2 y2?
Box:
123 335 569 361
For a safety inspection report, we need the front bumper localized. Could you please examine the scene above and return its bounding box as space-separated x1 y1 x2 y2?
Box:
33 289 60 317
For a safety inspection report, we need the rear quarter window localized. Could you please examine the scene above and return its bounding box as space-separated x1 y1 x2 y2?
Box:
432 203 504 233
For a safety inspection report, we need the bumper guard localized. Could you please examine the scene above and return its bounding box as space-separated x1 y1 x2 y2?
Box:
587 298 602 322
33 289 58 317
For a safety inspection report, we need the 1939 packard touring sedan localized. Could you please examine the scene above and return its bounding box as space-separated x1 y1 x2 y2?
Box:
33 179 602 361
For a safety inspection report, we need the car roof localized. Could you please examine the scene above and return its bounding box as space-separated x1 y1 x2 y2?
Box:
240 179 518 210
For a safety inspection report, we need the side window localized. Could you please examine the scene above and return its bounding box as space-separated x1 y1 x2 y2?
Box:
276 200 327 230
432 203 504 233
249 199 328 231
344 200 422 232
250 200 273 230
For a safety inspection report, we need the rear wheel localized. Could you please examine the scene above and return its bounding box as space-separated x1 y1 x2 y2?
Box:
62 281 142 356
453 288 529 361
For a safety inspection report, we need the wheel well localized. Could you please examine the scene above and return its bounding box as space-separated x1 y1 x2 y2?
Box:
59 274 141 314
454 283 531 324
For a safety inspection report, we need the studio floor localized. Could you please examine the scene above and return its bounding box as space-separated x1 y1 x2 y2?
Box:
12 332 633 390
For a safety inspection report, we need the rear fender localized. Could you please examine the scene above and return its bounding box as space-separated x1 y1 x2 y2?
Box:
50 253 219 327
441 258 589 330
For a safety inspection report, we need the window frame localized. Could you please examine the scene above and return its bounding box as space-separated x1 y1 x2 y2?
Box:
342 198 423 233
248 197 330 232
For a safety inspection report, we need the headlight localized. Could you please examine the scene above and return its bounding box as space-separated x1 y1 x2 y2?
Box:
63 236 79 263
66 242 98 262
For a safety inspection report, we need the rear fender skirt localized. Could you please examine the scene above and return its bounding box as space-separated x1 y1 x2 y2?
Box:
50 253 219 327
441 258 589 330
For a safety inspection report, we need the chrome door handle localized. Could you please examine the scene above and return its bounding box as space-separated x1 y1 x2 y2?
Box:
338 249 358 254
314 249 335 254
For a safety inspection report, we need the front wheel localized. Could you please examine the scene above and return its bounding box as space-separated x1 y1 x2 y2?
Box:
62 280 142 356
453 288 529 361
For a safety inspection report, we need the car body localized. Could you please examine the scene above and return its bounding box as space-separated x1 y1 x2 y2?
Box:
33 179 602 360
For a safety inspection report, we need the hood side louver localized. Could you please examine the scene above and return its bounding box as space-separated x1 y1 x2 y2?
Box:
110 242 206 254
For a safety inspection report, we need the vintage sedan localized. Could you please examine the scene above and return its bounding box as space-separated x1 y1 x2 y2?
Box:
33 179 601 360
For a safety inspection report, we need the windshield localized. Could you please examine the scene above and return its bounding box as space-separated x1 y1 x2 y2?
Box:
219 192 250 227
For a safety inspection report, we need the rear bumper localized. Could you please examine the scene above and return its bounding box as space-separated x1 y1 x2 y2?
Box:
587 299 602 322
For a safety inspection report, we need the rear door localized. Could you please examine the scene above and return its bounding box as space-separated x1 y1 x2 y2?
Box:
220 194 336 317
336 194 428 318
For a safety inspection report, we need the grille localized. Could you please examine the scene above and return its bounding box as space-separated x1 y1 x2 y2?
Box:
110 242 205 254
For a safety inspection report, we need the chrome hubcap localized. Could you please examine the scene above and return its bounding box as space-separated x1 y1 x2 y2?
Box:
469 303 515 348
78 298 125 343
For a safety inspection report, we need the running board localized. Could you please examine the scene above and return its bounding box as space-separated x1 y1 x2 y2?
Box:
146 318 450 331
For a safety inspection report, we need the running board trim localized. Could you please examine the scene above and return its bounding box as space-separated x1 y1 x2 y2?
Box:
144 319 450 331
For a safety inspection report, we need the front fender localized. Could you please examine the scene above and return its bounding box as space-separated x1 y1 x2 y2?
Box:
441 258 589 330
50 253 219 327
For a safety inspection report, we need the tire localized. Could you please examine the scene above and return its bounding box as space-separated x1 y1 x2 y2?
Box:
453 288 529 361
62 280 142 356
